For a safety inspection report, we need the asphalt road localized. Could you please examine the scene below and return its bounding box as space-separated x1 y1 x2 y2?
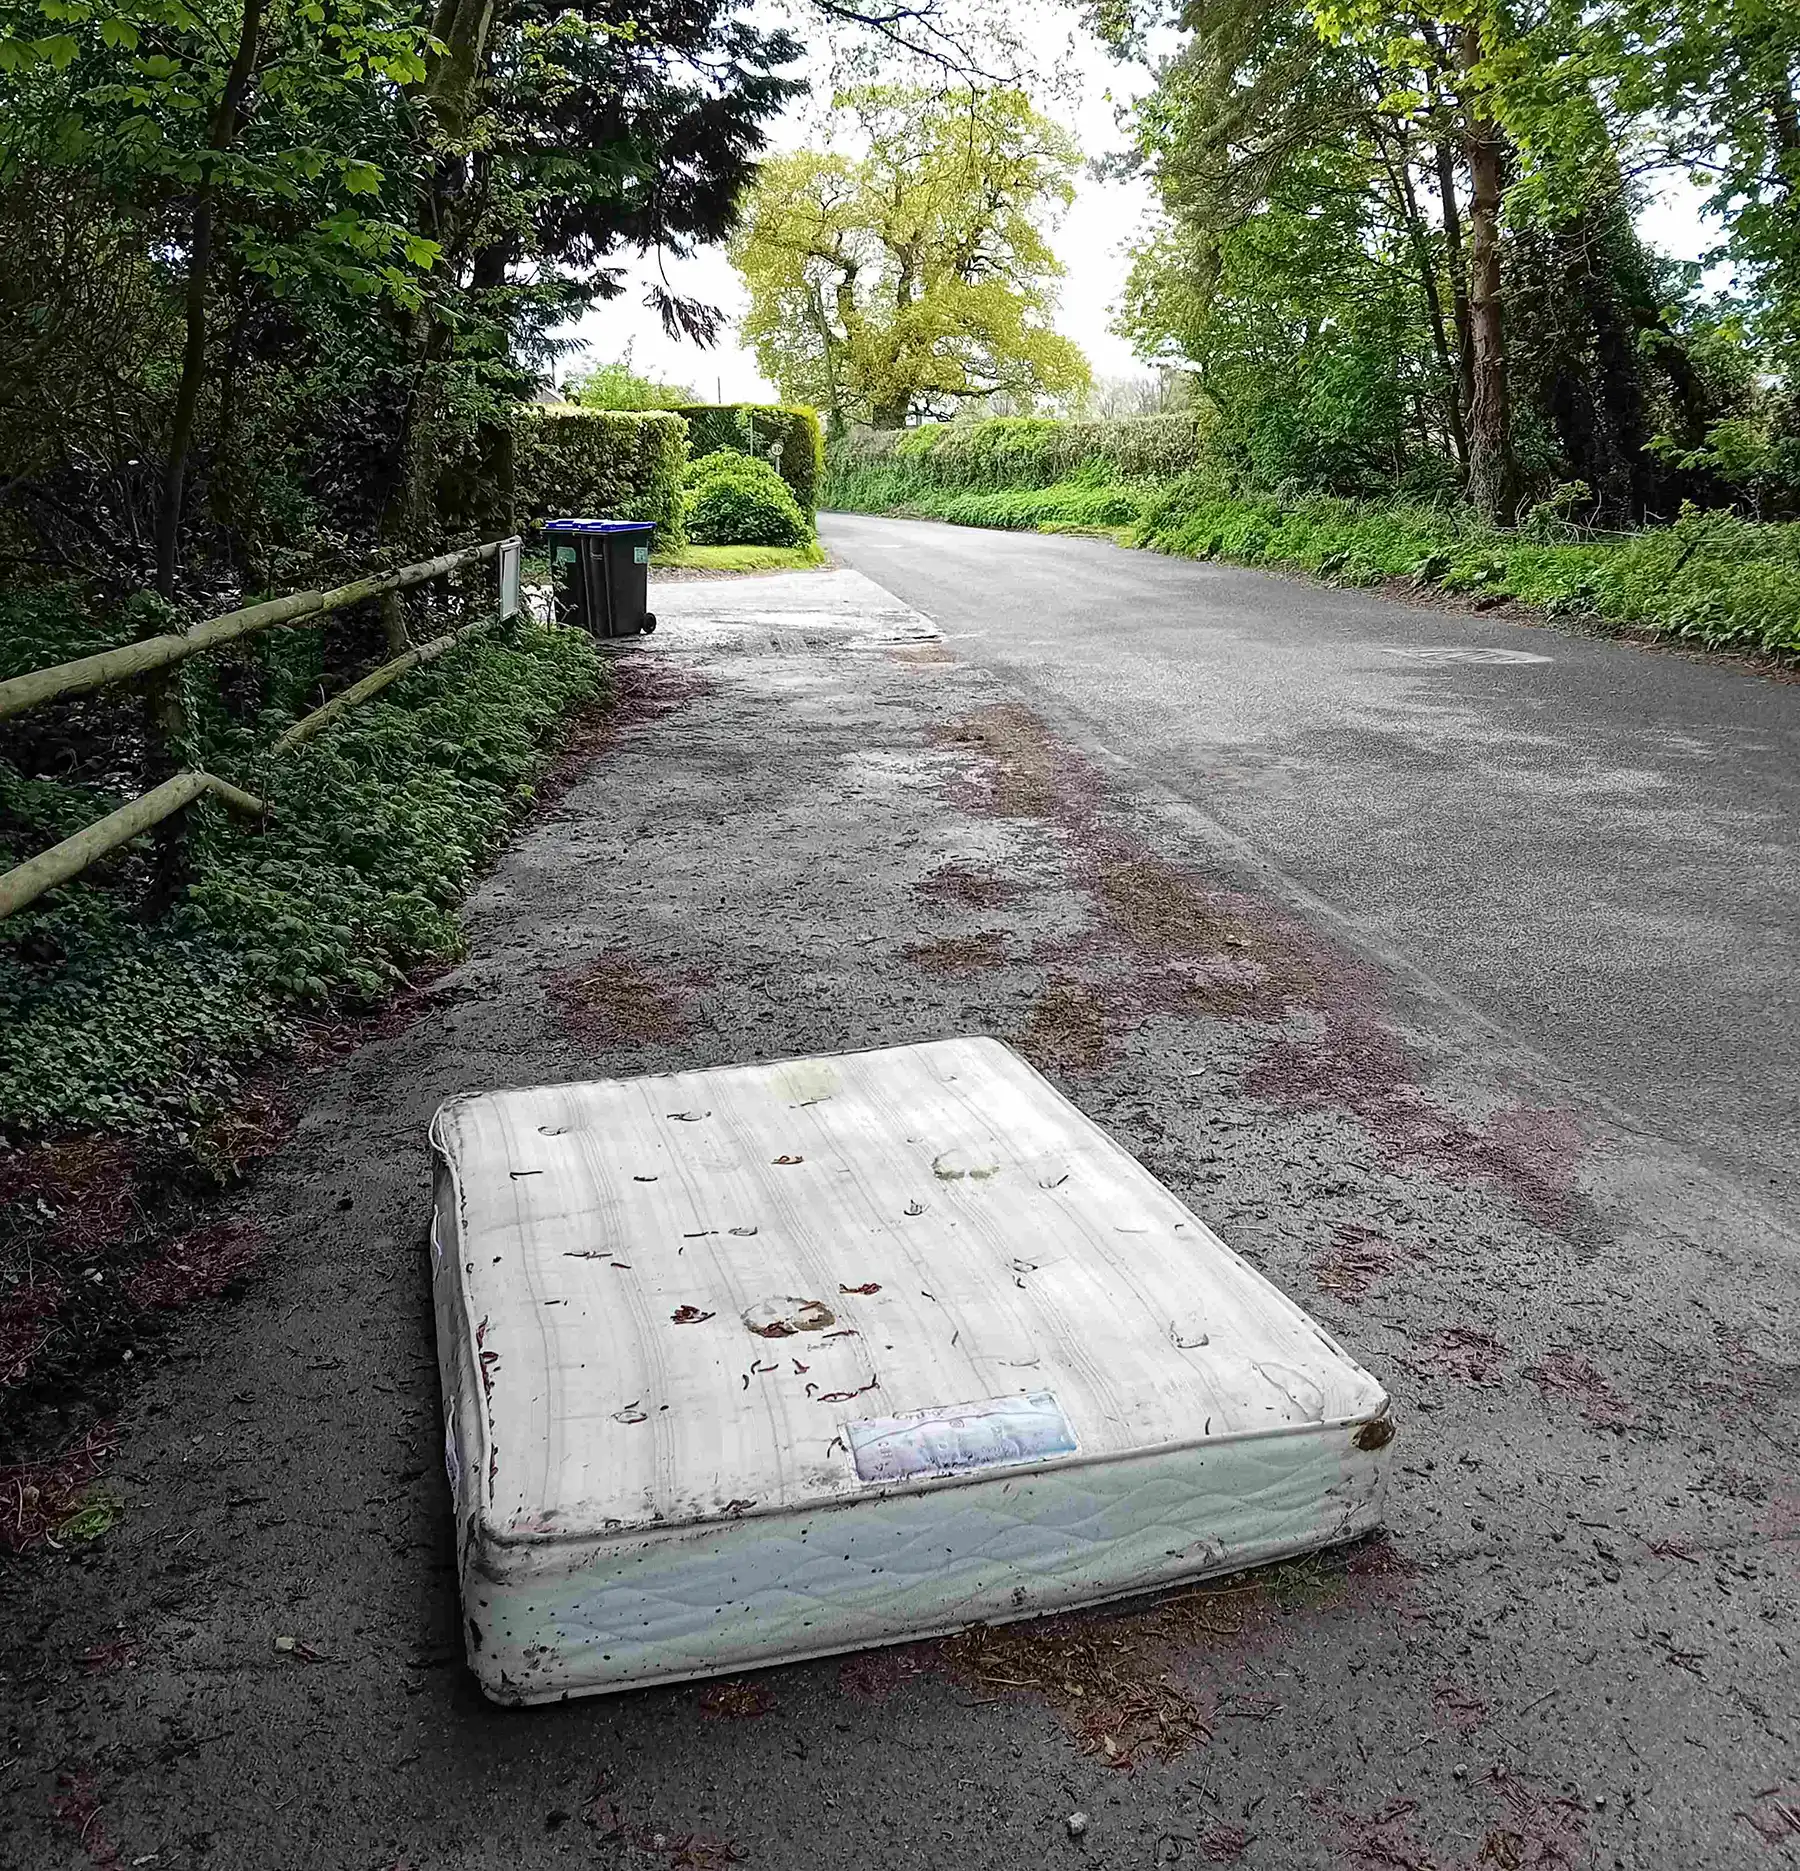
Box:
824 512 1800 1216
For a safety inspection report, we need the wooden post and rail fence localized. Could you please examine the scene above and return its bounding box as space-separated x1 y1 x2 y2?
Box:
0 535 523 921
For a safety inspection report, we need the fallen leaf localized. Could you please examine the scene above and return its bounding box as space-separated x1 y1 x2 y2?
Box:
671 1306 715 1325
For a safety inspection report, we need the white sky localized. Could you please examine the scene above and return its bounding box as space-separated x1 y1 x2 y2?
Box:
563 23 1718 401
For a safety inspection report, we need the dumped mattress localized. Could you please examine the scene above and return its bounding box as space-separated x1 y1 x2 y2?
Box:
428 1036 1393 1705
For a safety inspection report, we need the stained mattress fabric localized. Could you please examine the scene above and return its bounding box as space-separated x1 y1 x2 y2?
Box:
428 1036 1393 1704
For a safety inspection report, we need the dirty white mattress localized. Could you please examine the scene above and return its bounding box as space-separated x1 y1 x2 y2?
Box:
428 1037 1392 1705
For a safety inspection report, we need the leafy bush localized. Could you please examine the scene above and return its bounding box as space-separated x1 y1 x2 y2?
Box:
825 466 1158 534
513 406 689 546
0 622 605 1141
685 451 813 547
675 404 824 512
1134 487 1800 657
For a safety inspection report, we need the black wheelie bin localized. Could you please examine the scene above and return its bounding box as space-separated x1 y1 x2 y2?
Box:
543 518 658 637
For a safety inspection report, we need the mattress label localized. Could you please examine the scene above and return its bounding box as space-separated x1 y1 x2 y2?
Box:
848 1391 1077 1483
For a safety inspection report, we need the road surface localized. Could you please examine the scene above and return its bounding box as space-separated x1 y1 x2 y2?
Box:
7 564 1797 1871
825 512 1800 1216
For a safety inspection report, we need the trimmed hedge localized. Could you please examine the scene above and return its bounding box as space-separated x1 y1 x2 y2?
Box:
514 406 689 546
828 413 1214 496
828 444 1800 659
685 451 813 547
675 404 823 512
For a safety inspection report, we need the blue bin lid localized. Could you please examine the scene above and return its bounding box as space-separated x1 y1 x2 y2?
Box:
542 518 656 535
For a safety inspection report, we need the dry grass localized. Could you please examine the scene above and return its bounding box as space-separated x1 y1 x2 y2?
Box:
913 863 1027 910
1313 1226 1400 1302
695 1680 776 1721
928 704 1598 1238
935 1549 1382 1771
553 950 692 1045
904 931 1007 974
0 1281 63 1388
1018 976 1108 1072
1431 1677 1489 1737
0 1420 118 1554
931 704 1078 821
0 1137 142 1260
1527 1349 1630 1426
125 1222 264 1311
1426 1326 1511 1389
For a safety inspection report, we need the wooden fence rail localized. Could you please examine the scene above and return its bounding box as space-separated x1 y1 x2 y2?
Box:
271 611 505 754
0 772 266 921
0 536 523 920
0 539 508 724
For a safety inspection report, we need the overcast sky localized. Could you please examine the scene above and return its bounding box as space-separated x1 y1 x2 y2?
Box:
562 23 1716 402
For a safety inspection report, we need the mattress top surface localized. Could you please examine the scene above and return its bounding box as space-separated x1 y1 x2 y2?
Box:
431 1037 1387 1542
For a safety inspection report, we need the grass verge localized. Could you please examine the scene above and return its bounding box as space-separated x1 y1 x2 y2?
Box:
652 541 827 574
824 466 1800 661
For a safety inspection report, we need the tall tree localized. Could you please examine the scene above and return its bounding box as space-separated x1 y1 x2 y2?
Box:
1112 0 1468 490
731 86 1090 430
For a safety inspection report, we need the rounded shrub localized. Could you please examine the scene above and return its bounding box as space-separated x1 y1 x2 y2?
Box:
685 450 812 547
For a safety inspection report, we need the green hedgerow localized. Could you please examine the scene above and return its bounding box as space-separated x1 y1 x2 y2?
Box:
824 414 1800 663
513 406 690 547
674 404 823 512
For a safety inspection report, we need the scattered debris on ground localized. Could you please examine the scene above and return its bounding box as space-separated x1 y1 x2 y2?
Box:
552 950 696 1045
904 931 1008 974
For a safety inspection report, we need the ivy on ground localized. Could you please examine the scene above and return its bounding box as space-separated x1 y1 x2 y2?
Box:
0 622 605 1143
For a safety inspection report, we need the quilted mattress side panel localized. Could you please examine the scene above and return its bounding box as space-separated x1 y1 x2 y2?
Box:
461 1422 1391 1705
428 1129 488 1677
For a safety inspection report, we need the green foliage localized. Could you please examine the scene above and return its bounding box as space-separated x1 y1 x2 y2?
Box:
673 404 823 511
0 622 604 1141
0 0 438 311
684 450 812 547
731 86 1090 430
1133 485 1800 656
571 348 698 411
825 459 1159 533
513 407 689 546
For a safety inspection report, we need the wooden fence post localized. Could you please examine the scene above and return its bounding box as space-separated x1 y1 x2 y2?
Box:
139 617 191 918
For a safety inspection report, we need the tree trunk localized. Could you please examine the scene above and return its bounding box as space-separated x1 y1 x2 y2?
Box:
152 0 265 600
1389 149 1469 472
1771 81 1800 166
1433 137 1476 455
1458 24 1522 525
